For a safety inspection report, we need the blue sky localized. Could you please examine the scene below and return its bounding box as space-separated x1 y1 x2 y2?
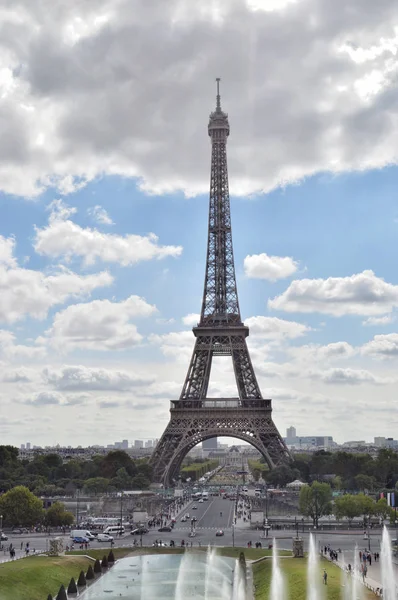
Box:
1 0 398 447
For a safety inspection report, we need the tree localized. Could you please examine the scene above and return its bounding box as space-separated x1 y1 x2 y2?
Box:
266 465 300 488
299 482 332 527
356 493 374 526
354 475 376 492
0 485 44 526
374 498 393 523
101 451 136 478
44 501 74 527
131 474 151 490
334 494 362 525
83 477 111 495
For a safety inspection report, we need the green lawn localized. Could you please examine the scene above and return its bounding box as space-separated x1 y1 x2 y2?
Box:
253 556 375 600
0 555 93 600
66 547 132 560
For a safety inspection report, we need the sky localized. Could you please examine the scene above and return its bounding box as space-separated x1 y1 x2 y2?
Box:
1 0 398 448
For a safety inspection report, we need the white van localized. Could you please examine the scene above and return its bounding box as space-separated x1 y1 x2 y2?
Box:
103 525 125 536
70 530 96 540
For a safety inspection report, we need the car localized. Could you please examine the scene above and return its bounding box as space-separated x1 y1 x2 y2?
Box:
131 527 149 535
191 516 197 522
189 532 196 537
181 516 187 522
215 530 224 537
96 533 114 542
185 514 190 518
0 533 8 541
12 528 29 535
198 499 204 503
192 505 198 510
158 526 172 532
72 536 89 544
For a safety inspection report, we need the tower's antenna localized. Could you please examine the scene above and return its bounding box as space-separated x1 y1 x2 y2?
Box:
216 77 221 111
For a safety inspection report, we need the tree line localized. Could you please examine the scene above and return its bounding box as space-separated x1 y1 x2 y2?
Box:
298 482 397 527
0 446 152 496
256 449 398 491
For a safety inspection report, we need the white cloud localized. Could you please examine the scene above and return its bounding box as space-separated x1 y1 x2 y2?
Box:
361 333 398 358
0 236 112 323
362 315 395 326
0 236 17 267
87 205 114 225
245 316 310 340
182 313 200 326
45 295 156 351
269 271 398 316
244 253 298 281
0 1 398 198
23 391 64 406
288 342 356 363
0 330 46 360
34 202 182 266
309 367 394 385
44 365 154 391
149 330 194 361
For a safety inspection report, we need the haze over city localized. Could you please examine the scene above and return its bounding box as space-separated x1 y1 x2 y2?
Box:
1 0 398 448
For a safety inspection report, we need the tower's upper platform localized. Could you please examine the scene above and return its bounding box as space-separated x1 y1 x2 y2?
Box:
208 78 230 138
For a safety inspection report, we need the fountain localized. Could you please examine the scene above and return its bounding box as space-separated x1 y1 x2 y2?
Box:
380 526 397 600
270 538 286 600
307 533 323 600
81 549 245 599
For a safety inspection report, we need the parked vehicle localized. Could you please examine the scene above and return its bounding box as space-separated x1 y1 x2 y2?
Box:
70 530 96 540
131 528 148 535
12 528 29 534
72 536 89 544
158 526 172 532
192 505 198 510
0 533 8 541
103 526 125 536
215 530 224 537
96 533 114 542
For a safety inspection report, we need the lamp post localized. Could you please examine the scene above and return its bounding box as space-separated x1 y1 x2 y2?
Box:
120 492 123 530
0 514 3 531
232 523 235 547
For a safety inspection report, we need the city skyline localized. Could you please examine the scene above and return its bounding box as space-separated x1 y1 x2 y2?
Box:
1 1 398 447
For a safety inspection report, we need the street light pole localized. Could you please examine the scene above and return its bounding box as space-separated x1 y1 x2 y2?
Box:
0 514 3 531
232 524 235 547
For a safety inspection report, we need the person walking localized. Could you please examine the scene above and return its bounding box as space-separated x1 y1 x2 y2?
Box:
323 570 327 585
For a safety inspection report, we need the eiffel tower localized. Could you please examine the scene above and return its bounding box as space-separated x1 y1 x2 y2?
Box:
150 80 290 485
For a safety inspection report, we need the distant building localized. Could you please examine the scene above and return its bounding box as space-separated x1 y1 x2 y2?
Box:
286 426 296 440
26 442 31 450
145 440 153 448
284 432 334 449
134 440 144 449
121 440 128 449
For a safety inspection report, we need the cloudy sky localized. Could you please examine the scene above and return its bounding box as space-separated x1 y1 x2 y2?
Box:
1 0 398 448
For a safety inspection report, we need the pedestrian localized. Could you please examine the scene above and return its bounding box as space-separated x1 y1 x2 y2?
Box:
359 551 362 561
20 541 23 550
323 570 327 585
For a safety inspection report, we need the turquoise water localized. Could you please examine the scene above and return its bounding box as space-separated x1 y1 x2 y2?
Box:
82 553 238 600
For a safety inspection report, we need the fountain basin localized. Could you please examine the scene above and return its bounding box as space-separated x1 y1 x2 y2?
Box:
80 552 245 600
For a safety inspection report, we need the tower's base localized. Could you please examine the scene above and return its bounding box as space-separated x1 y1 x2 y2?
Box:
150 398 290 486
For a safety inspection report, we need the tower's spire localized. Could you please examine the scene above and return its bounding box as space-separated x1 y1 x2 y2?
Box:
216 77 221 111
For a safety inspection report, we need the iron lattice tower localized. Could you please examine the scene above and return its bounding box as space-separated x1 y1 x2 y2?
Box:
150 80 290 485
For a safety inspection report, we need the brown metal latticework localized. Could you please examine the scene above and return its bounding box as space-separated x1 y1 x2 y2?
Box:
150 80 290 485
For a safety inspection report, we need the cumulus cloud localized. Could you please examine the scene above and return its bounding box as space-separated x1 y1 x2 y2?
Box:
87 205 114 225
34 201 182 266
269 271 398 316
245 316 311 339
44 365 154 391
149 330 194 361
362 315 395 326
0 236 17 267
23 391 64 406
0 1 398 198
309 367 394 385
182 313 200 326
0 234 113 323
44 295 156 351
0 330 46 360
244 253 298 281
288 341 356 363
361 333 398 358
